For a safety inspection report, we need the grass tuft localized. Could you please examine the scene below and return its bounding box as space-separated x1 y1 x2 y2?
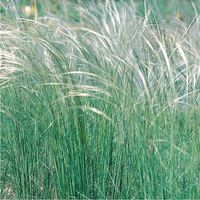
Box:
1 0 200 199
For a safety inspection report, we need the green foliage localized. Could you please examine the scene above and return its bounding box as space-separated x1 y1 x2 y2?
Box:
1 0 200 199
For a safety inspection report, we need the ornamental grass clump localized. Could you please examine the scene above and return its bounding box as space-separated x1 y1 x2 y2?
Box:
1 0 199 199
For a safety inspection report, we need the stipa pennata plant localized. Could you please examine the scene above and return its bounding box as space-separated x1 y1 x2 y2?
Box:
1 0 200 199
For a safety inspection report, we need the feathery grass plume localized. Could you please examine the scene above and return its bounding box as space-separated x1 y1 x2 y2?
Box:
1 0 200 199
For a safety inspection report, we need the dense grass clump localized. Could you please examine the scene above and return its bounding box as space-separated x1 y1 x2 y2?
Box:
1 0 200 199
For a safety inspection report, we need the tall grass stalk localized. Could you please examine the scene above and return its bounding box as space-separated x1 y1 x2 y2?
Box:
1 0 200 199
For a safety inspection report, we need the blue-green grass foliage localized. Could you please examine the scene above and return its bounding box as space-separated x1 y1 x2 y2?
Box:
1 0 200 199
